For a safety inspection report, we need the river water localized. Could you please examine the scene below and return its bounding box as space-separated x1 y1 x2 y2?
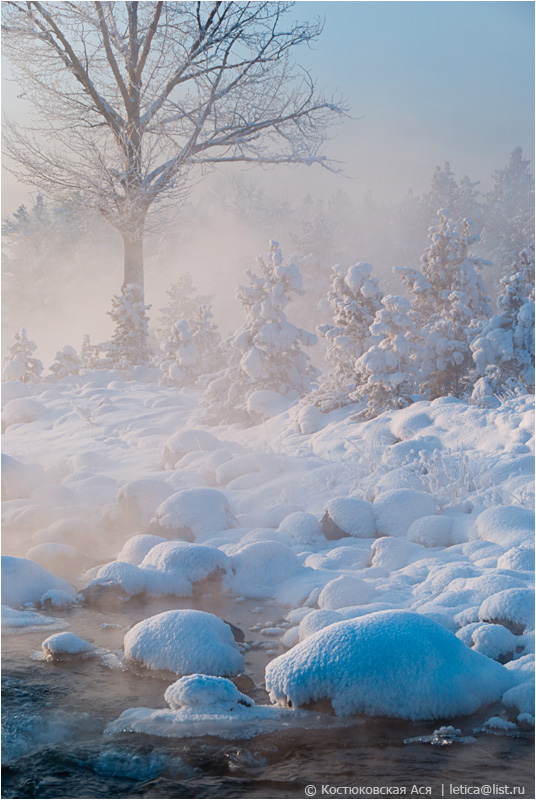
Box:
2 593 534 799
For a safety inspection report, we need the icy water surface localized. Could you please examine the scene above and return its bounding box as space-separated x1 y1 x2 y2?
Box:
2 596 534 799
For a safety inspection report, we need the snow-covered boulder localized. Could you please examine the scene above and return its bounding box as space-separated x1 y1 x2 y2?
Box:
278 512 325 545
373 489 436 538
407 515 463 548
226 541 303 598
162 430 221 469
321 497 376 539
298 610 344 641
90 541 229 598
478 589 534 634
370 537 427 572
456 622 517 662
117 479 174 527
116 534 167 565
318 574 375 611
25 542 79 577
154 488 231 539
164 674 253 711
265 610 512 719
476 505 534 549
497 545 535 573
502 682 535 717
42 632 96 657
2 398 47 427
124 610 244 676
1 556 76 608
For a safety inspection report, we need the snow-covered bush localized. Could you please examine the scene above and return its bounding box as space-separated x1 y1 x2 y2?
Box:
313 262 383 410
352 295 421 416
204 241 318 424
471 243 535 398
102 283 152 369
160 304 222 387
2 328 43 383
49 345 81 378
395 210 490 398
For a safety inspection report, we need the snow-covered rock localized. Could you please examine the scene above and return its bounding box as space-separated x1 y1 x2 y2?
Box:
42 632 95 657
407 515 463 548
116 534 167 565
476 505 534 548
154 488 230 538
2 398 46 427
318 574 375 610
162 430 221 469
478 589 534 634
373 489 436 538
117 479 174 526
1 556 76 608
124 609 244 676
278 512 325 545
321 497 376 539
265 610 512 719
164 674 253 711
226 541 303 598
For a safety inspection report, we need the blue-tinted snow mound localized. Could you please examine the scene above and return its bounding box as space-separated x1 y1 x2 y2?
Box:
124 609 244 676
265 610 512 719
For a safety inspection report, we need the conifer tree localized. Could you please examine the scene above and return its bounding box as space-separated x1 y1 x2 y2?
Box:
2 329 43 383
103 284 151 369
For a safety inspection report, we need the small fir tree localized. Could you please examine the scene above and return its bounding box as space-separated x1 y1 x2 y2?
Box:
79 335 101 370
156 272 211 341
103 283 152 369
159 304 222 387
49 345 81 378
352 295 422 416
2 328 43 383
314 262 383 410
204 241 318 424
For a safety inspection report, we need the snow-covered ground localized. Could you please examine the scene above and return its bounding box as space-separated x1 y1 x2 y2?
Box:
2 372 534 741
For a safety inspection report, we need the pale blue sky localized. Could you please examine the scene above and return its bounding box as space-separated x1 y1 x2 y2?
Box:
2 1 534 209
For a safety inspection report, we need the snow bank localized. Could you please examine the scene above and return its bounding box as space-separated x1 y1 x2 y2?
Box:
265 610 512 719
124 609 244 676
321 497 376 539
154 488 230 538
1 556 76 608
373 490 436 538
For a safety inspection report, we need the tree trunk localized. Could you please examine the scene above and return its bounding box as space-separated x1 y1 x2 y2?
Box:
122 234 144 293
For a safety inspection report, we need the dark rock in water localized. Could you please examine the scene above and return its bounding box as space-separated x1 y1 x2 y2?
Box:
321 511 350 540
224 619 245 642
480 616 525 637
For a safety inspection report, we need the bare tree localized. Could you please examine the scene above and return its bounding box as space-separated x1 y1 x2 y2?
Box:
2 1 345 297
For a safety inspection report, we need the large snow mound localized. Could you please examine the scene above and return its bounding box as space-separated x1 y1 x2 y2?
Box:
124 609 244 676
265 610 512 719
154 488 230 538
322 497 376 539
476 506 534 548
89 541 229 598
373 490 436 538
1 556 76 608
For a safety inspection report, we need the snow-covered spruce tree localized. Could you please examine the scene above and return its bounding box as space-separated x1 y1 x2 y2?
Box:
79 335 101 371
156 273 211 342
49 345 81 379
160 304 222 388
351 295 422 417
312 262 383 410
102 284 152 370
395 209 491 398
480 147 534 294
204 241 318 424
471 243 535 400
2 329 43 383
